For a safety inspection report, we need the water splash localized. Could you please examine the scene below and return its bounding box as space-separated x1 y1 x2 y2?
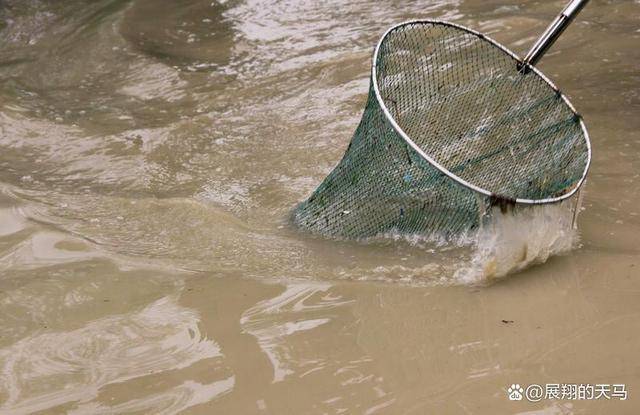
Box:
353 198 580 286
454 201 579 284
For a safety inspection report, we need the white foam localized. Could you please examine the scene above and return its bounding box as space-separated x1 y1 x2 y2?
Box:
454 201 579 285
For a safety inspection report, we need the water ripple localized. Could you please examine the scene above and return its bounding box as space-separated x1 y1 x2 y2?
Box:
0 296 223 414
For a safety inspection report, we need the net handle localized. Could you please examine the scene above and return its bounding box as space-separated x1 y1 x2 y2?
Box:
518 0 590 72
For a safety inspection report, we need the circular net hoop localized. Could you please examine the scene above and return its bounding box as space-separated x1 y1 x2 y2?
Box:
294 20 591 239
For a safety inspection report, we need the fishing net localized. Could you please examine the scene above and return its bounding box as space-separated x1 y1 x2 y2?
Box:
293 21 590 240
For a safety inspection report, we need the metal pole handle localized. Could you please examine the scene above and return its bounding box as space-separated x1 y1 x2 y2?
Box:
518 0 590 73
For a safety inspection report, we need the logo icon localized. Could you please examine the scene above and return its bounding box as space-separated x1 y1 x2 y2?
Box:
507 384 524 401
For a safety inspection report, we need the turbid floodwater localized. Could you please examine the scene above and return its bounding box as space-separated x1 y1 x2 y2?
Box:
0 0 639 414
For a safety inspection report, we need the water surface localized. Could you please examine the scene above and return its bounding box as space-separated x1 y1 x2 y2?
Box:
0 0 639 413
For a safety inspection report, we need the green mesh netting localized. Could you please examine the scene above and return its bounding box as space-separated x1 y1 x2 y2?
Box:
293 21 590 240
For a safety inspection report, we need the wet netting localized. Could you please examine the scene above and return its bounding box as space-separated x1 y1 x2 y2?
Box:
293 21 590 239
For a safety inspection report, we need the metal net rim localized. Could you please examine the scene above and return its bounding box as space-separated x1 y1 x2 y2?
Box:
371 19 592 205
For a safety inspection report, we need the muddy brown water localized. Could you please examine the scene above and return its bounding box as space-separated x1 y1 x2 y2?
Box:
0 0 639 413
